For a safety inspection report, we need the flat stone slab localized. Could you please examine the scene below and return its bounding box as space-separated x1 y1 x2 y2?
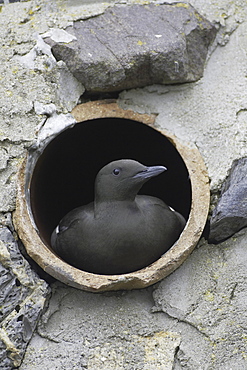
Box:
47 3 217 92
209 157 247 243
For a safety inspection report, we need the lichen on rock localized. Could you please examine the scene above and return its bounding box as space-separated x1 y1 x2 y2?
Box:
47 3 217 93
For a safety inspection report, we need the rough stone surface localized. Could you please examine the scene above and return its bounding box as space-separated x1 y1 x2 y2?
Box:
209 157 247 243
0 227 50 370
118 1 247 192
48 3 216 92
0 0 247 369
19 284 180 370
20 230 247 369
0 0 84 213
152 232 247 369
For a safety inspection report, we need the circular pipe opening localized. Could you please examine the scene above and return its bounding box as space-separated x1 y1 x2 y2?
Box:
31 117 191 247
14 101 210 291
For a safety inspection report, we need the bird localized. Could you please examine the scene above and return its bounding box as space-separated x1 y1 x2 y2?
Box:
51 159 186 275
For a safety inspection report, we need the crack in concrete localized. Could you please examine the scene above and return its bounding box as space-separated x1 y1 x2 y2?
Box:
172 344 180 370
229 282 238 301
36 329 61 343
178 316 212 341
35 289 70 344
151 295 213 341
236 108 247 117
0 139 32 147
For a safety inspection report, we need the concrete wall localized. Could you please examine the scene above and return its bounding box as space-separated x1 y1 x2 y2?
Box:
1 0 247 369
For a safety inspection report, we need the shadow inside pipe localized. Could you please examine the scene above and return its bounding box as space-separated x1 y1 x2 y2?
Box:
30 118 192 246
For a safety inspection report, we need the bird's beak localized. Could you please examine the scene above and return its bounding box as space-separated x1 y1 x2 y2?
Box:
133 165 167 179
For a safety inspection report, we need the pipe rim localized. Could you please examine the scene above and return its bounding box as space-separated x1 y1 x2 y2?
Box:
13 100 210 292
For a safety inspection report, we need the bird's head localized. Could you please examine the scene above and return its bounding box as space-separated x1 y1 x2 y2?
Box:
95 159 166 203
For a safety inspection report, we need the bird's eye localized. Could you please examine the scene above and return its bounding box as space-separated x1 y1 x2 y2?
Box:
112 168 121 176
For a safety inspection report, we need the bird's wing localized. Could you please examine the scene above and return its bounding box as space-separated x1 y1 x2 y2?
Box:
51 203 93 249
136 195 186 230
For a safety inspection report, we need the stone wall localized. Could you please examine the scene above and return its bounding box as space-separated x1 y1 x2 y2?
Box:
0 0 247 369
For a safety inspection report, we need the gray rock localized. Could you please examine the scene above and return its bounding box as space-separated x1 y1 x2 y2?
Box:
152 233 247 369
48 3 217 93
20 283 180 370
0 227 50 370
209 157 247 243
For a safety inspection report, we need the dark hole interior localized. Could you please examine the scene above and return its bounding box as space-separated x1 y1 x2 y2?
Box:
30 118 192 247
